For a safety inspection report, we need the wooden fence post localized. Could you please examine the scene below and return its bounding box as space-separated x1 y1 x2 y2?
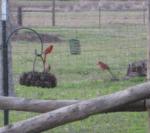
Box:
17 7 23 26
98 0 101 29
143 2 146 25
147 0 150 85
52 0 56 26
147 0 150 132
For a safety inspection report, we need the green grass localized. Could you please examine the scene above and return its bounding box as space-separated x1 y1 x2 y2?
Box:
0 23 148 132
8 77 147 133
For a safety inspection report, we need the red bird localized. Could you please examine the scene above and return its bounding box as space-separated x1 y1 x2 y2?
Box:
97 61 118 81
43 45 53 62
97 61 109 71
44 45 53 55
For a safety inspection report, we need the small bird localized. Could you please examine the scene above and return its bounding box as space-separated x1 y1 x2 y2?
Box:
43 45 53 62
97 61 109 71
97 61 118 81
44 45 53 55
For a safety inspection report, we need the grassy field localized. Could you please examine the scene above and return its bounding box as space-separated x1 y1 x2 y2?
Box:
0 22 148 133
22 11 146 28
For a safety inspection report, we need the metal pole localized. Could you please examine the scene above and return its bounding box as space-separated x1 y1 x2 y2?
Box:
1 0 9 125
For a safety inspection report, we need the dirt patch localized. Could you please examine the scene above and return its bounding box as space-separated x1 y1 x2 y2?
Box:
12 31 64 43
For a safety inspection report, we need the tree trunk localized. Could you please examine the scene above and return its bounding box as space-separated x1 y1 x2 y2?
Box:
0 82 150 133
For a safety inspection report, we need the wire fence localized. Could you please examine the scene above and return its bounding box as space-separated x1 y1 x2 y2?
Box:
10 0 148 74
11 0 147 27
0 0 149 133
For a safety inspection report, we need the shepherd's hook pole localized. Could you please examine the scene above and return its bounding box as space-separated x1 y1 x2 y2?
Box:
1 0 9 125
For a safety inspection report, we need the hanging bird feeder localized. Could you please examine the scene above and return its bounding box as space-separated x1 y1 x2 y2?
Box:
69 30 81 55
69 39 81 55
7 27 57 88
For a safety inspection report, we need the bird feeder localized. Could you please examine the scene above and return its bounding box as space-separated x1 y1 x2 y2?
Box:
20 44 57 88
7 27 57 88
19 71 57 88
69 39 81 55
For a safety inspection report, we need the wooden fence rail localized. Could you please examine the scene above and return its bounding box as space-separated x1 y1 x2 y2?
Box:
0 82 150 132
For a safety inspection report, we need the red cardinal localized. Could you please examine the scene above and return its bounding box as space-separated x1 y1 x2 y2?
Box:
44 45 53 55
43 45 53 62
97 61 109 71
97 61 118 81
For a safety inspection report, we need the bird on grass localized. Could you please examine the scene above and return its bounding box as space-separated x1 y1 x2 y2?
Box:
97 61 118 81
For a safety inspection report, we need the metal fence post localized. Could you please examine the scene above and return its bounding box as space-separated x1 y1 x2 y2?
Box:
1 0 9 125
